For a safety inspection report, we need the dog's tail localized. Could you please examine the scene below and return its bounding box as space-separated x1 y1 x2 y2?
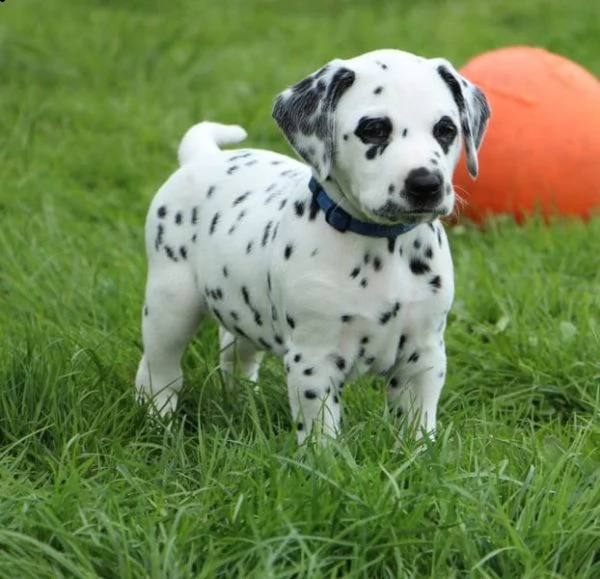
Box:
178 122 248 166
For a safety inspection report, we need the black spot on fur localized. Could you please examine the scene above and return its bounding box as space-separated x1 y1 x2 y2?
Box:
410 258 430 275
233 192 250 206
303 367 314 377
227 165 239 175
297 422 304 431
262 221 273 247
390 377 399 388
425 246 434 259
430 275 442 291
233 325 248 338
274 335 284 345
192 234 197 243
157 206 167 218
143 306 148 317
230 311 239 321
179 246 187 260
223 266 229 277
408 351 420 363
155 224 164 250
293 353 302 363
379 311 393 325
284 244 293 260
437 227 443 247
279 199 287 211
286 315 296 330
398 334 406 350
373 257 382 271
209 212 220 235
350 267 361 279
241 286 250 304
374 86 383 95
229 152 251 162
304 389 317 399
213 308 224 324
258 338 272 350
413 239 421 250
361 336 369 345
294 201 305 217
402 128 408 138
164 246 177 262
335 356 346 371
175 212 183 225
246 241 253 254
191 207 199 224
360 278 368 288
207 186 215 198
387 237 396 254
341 315 353 323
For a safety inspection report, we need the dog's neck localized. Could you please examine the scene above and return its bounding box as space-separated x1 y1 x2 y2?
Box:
317 177 375 222
309 176 418 238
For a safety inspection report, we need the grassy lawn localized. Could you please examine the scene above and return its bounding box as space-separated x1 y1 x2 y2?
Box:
1 0 600 576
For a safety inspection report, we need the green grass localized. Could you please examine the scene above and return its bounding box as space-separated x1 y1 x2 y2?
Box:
1 0 600 576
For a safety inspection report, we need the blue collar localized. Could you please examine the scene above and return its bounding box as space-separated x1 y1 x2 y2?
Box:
309 178 417 238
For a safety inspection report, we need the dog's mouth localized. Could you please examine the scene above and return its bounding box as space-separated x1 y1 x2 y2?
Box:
370 201 451 225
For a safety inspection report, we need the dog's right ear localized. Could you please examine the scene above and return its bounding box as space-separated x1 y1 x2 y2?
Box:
272 61 355 181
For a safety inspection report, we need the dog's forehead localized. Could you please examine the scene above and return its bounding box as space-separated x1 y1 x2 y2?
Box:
346 49 427 71
338 52 459 120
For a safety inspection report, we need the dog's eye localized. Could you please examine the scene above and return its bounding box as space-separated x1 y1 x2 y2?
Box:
433 116 458 148
354 117 392 145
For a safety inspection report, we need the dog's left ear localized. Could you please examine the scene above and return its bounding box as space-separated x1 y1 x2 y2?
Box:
272 60 356 181
433 59 491 178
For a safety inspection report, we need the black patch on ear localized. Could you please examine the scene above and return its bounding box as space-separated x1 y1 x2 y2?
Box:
326 68 356 110
470 86 491 149
437 65 469 138
272 65 355 178
437 63 490 178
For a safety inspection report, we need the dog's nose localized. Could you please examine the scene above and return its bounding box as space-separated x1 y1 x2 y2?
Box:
404 168 443 200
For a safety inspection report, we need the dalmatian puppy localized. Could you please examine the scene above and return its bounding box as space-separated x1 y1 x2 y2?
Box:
135 49 490 444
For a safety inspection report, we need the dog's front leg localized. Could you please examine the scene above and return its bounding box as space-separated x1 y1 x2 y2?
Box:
284 350 345 444
387 338 447 443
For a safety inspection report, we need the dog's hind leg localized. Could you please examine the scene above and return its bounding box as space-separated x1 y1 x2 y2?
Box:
219 327 264 388
135 263 205 418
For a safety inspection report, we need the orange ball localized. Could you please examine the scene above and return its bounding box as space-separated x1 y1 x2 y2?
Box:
453 46 600 222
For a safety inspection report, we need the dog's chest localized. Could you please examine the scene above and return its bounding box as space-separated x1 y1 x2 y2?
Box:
269 217 454 372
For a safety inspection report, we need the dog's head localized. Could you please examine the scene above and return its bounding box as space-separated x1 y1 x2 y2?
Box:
273 49 490 225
